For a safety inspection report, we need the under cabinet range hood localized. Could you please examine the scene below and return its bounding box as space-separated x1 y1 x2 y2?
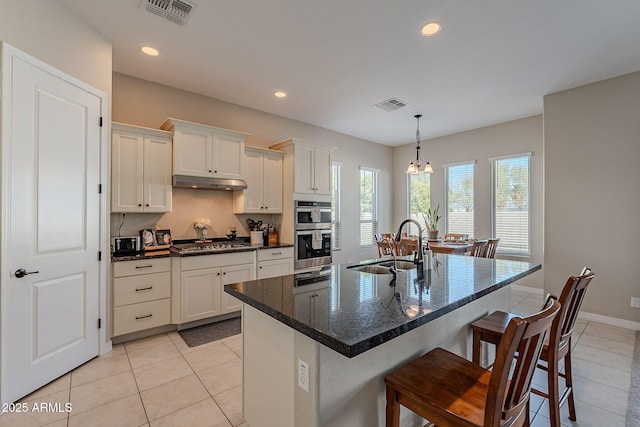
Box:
172 175 248 191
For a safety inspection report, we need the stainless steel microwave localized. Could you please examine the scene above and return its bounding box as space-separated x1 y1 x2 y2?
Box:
111 236 141 255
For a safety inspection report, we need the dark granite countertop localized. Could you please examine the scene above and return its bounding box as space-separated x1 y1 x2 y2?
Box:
224 254 541 358
111 241 294 262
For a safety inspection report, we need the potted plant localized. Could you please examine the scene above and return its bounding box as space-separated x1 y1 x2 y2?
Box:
422 204 441 241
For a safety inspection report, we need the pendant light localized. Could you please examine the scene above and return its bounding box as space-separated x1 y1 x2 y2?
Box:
406 114 433 174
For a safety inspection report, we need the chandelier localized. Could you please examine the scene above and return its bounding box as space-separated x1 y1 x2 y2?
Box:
406 114 433 174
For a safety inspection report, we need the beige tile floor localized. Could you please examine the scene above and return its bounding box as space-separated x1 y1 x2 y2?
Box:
0 288 636 427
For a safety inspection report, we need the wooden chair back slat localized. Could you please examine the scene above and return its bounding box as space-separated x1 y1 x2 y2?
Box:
470 239 489 257
484 238 500 258
485 298 561 426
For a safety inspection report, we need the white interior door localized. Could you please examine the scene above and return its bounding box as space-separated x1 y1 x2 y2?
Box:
2 47 101 403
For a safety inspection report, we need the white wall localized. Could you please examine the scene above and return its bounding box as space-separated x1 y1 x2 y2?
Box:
391 116 544 288
0 1 111 98
544 71 640 324
111 73 393 264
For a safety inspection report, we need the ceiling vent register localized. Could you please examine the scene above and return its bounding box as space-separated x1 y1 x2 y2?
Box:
143 0 195 25
374 98 407 112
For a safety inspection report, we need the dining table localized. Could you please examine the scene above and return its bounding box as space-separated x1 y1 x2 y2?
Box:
427 240 473 254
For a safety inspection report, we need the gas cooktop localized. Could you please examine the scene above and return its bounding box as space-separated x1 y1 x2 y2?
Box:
171 242 252 254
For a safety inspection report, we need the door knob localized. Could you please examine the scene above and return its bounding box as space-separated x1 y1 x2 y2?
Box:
15 268 39 278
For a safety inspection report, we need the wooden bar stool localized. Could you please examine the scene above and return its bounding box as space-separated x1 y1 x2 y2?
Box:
471 268 595 427
385 298 561 427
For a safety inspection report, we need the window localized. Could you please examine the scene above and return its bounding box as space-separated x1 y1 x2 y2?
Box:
331 162 342 251
359 167 378 247
407 173 431 235
445 162 475 236
492 154 530 256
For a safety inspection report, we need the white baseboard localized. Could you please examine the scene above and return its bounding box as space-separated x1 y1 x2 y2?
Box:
511 285 640 331
511 284 544 295
578 311 640 332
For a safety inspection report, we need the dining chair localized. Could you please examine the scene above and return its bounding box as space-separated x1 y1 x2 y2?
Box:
397 237 418 256
385 297 561 427
469 239 488 257
375 234 396 257
471 268 595 427
444 232 468 241
483 238 500 258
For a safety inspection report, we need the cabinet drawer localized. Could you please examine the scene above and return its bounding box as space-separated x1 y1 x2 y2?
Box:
113 272 171 307
180 251 255 270
113 258 170 277
257 247 294 262
257 259 294 279
113 298 171 336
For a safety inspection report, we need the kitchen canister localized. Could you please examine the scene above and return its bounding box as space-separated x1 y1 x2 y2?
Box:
250 231 264 246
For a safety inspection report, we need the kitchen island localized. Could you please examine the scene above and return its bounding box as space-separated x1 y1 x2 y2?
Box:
225 254 541 427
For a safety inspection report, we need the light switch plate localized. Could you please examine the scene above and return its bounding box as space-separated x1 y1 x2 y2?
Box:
631 297 640 308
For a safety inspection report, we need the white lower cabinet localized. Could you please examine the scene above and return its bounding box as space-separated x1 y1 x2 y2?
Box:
257 247 294 279
178 251 256 323
112 258 171 337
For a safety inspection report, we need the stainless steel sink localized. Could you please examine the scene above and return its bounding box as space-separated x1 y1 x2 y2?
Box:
376 260 416 271
347 259 417 274
349 265 394 274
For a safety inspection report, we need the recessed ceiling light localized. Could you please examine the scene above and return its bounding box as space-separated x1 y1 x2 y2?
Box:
421 22 441 36
274 91 287 98
141 46 159 56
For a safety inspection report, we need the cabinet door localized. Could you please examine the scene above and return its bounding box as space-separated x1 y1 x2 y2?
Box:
241 149 263 212
257 259 293 279
313 146 332 195
294 143 315 194
262 152 283 212
111 130 143 212
214 133 244 179
221 263 255 314
143 135 172 212
173 127 214 177
180 267 221 323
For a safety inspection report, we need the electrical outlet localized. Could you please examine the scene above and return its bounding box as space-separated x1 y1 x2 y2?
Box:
298 359 309 393
631 297 640 309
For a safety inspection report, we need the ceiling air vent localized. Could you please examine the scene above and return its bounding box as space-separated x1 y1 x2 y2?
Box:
143 0 195 25
374 98 408 112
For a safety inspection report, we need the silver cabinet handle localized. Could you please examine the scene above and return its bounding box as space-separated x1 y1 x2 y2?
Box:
271 252 282 255
135 314 153 320
15 269 39 278
135 286 153 292
135 265 153 269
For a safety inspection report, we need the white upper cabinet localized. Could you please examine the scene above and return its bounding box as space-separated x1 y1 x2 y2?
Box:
270 138 333 197
162 117 249 180
233 146 283 213
111 123 172 213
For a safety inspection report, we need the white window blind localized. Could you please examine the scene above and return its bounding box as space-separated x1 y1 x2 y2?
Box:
407 173 431 235
331 162 342 251
492 154 530 256
445 162 474 236
359 167 378 247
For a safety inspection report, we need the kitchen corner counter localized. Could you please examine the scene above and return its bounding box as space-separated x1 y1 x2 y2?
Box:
111 252 172 262
225 254 541 358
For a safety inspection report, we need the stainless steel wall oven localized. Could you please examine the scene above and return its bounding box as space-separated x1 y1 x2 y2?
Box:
294 201 332 269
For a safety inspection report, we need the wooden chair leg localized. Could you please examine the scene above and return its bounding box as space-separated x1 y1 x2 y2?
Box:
386 385 400 427
565 352 577 421
472 330 481 365
547 356 561 427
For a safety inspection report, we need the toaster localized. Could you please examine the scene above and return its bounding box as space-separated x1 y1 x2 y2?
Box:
112 236 141 255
